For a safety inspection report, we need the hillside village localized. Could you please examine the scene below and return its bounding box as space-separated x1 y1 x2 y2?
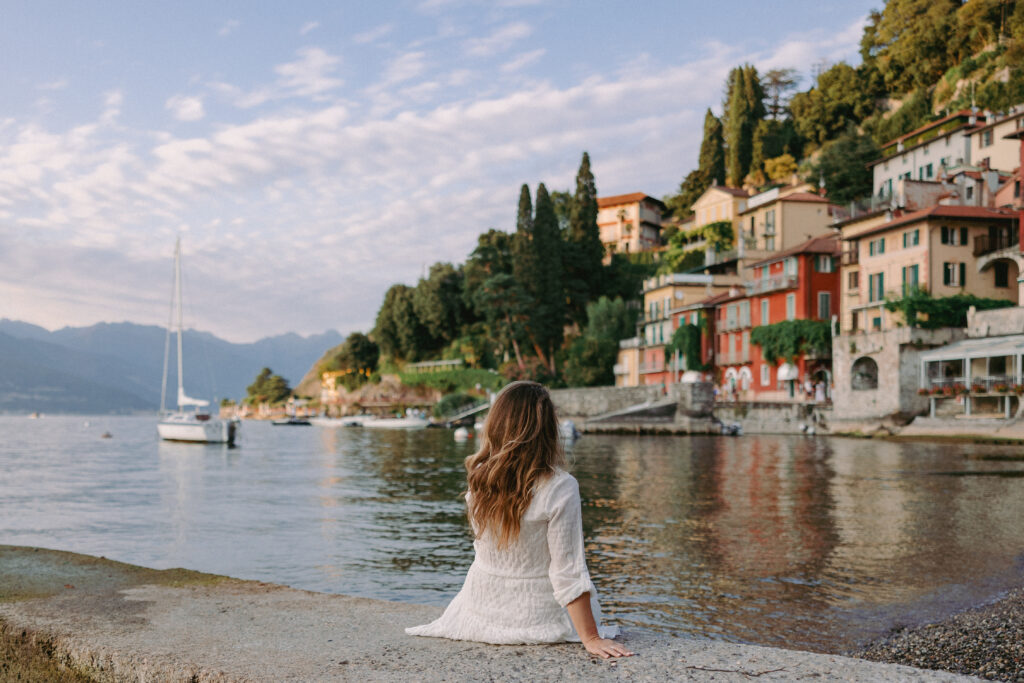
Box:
612 105 1024 431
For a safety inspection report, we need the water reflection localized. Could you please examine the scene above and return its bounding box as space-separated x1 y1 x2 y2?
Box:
1 417 1023 653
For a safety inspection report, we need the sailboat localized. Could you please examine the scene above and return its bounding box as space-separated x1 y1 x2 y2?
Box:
157 238 238 445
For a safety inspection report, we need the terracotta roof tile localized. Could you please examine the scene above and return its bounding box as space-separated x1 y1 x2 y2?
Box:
597 192 666 209
746 236 840 268
851 205 1017 239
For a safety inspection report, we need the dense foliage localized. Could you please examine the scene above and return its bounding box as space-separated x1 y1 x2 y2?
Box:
884 290 1016 328
665 317 708 371
750 320 832 364
723 64 767 186
812 127 881 205
245 367 292 404
398 368 506 395
562 297 638 387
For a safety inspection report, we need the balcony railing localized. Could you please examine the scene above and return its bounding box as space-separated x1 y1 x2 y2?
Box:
745 275 798 295
639 361 665 374
974 232 1020 257
613 363 629 375
618 337 642 350
842 249 859 265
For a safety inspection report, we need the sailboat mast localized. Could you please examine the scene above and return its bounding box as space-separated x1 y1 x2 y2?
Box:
175 238 185 409
159 241 176 414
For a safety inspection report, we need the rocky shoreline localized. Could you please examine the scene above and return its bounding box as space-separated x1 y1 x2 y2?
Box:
851 587 1024 682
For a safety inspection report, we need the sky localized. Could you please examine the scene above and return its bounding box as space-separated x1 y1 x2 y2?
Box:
0 0 879 343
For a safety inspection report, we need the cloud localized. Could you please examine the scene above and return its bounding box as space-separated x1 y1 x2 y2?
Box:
218 19 240 37
37 78 69 91
381 51 427 86
273 47 344 98
500 48 545 73
299 21 320 36
166 95 205 122
100 90 123 124
464 21 532 57
353 23 394 45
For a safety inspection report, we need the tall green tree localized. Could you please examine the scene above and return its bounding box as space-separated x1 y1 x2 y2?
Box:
563 152 605 326
463 229 527 368
698 110 726 186
413 262 465 348
859 0 960 93
246 367 291 404
563 297 637 387
373 284 430 361
525 183 565 372
724 64 766 186
790 62 878 148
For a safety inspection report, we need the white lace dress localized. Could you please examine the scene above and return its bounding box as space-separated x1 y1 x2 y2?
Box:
406 469 619 644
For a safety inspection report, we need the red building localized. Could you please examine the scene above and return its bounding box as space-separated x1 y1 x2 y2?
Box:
714 236 841 401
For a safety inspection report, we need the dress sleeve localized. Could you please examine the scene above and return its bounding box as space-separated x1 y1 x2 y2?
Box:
545 473 597 607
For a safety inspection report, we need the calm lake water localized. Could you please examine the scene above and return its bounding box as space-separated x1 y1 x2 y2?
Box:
2 415 1023 653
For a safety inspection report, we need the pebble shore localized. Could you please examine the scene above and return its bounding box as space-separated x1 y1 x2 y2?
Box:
852 587 1024 682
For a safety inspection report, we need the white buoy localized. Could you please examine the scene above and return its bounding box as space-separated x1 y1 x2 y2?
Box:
454 427 470 441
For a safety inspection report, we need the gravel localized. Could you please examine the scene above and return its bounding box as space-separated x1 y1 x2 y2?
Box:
852 587 1024 682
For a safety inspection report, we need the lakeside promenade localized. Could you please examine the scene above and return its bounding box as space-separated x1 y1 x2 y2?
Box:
0 546 978 682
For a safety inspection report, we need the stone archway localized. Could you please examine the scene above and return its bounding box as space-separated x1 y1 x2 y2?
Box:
851 357 879 391
977 252 1024 305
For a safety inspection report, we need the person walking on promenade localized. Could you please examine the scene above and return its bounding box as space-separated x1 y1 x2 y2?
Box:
406 381 632 659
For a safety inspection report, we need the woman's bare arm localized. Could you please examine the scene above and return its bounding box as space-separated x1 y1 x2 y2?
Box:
566 593 634 658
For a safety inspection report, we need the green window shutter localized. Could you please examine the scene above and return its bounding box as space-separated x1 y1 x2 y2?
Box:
943 263 950 285
941 226 948 244
901 267 907 294
960 227 967 245
959 262 966 286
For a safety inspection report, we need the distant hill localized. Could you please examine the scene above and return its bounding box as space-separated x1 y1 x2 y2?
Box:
0 319 343 414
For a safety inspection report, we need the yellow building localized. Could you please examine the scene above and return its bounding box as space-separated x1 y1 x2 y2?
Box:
737 185 835 262
690 185 748 234
970 107 1024 173
838 205 1020 334
596 192 666 258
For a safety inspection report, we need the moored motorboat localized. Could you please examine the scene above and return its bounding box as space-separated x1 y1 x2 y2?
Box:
361 416 431 429
272 417 312 426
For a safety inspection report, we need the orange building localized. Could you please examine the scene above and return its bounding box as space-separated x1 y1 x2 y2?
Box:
597 192 666 258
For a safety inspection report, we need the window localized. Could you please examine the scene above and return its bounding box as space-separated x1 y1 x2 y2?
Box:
995 261 1010 288
764 237 775 251
982 130 993 147
966 185 974 200
760 265 769 280
817 292 831 320
868 272 885 301
691 312 699 325
901 264 919 294
925 163 933 178
765 209 776 235
902 171 911 180
726 303 737 329
902 229 919 248
739 300 751 327
852 357 879 390
869 238 885 256
942 262 966 286
741 331 749 359
786 293 796 320
785 257 797 276
1015 181 1021 198
940 226 969 245
815 255 835 273
848 270 860 290
761 364 770 386
872 316 882 330
760 298 770 325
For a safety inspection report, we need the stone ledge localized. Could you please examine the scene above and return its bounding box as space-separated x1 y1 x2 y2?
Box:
0 546 979 682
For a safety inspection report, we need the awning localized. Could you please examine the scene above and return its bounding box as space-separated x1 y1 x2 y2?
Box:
680 370 703 383
778 363 799 381
918 334 1024 363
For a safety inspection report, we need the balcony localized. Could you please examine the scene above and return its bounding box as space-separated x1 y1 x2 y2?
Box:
639 361 665 374
613 363 629 375
744 274 798 295
842 249 859 266
974 232 1020 257
618 337 642 350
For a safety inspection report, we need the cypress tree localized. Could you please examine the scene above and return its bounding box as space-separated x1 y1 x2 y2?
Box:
512 184 535 295
529 183 564 371
697 109 726 186
724 64 766 186
565 152 605 326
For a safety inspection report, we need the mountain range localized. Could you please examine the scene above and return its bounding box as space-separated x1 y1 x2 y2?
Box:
0 319 343 414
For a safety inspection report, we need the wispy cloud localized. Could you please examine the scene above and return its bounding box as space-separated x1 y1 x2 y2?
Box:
464 21 532 57
353 23 394 45
299 20 320 36
500 48 545 73
37 78 69 91
165 95 205 122
273 47 344 98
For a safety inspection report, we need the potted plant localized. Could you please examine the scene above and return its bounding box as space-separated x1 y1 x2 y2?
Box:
917 388 930 396
994 383 1010 394
955 384 969 396
971 383 986 394
1015 384 1024 396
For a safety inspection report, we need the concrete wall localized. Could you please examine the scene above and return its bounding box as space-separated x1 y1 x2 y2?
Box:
713 401 831 434
969 305 1024 337
832 326 964 421
549 384 662 418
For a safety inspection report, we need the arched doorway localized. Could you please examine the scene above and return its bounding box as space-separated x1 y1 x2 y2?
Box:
851 357 879 390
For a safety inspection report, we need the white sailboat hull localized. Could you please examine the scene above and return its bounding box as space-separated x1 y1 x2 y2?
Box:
158 414 237 444
361 417 431 429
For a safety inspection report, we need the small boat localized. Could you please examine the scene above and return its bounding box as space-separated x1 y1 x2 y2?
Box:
272 417 311 426
453 426 470 441
157 238 238 446
361 416 431 429
309 415 374 427
559 419 581 442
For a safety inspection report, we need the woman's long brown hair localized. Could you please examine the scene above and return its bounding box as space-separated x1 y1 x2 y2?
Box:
465 381 565 549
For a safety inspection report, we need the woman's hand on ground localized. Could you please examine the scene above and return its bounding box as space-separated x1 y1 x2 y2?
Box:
582 636 634 658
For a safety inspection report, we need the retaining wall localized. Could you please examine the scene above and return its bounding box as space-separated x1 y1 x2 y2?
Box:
549 385 663 418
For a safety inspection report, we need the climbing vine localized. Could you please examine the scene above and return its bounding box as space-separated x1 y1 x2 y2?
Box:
750 320 831 364
665 315 708 370
883 289 1013 329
